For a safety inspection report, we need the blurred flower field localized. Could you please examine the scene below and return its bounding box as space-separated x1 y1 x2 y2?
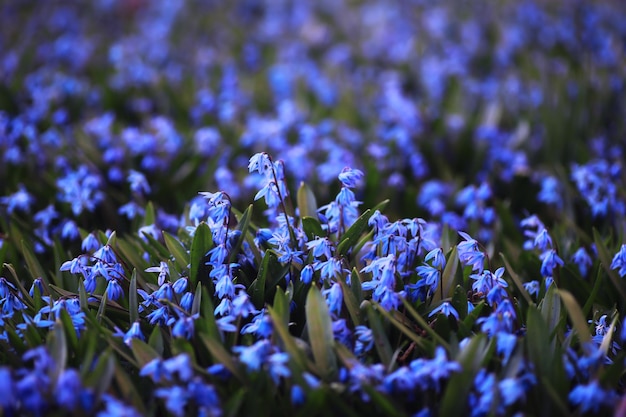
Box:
1 0 626 415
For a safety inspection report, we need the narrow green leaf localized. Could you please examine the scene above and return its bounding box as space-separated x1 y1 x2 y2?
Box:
21 239 49 284
114 361 147 414
97 291 108 323
364 303 393 367
3 262 35 307
5 326 26 354
302 216 325 241
189 222 213 289
297 182 318 219
400 298 451 350
558 290 591 343
191 282 202 316
106 231 117 247
141 231 171 260
583 266 603 317
361 386 403 417
92 351 115 402
599 315 618 355
197 287 220 340
199 334 245 382
250 252 269 309
129 269 138 325
48 321 67 383
59 309 79 353
144 201 156 225
337 209 372 256
350 268 363 304
500 253 534 306
273 287 290 329
148 326 164 356
305 286 337 379
130 338 160 367
593 228 626 300
267 306 310 374
463 301 485 329
451 285 468 320
163 231 190 271
439 245 458 300
540 284 562 338
374 303 429 352
440 334 489 416
338 273 361 326
78 279 88 311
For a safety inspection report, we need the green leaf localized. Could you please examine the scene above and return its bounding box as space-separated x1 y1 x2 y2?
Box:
302 216 325 241
441 334 490 417
148 326 164 356
438 245 458 300
59 309 79 354
374 302 430 352
113 361 147 414
305 286 337 379
48 321 68 383
97 291 108 323
197 287 220 340
163 231 190 271
451 285 468 320
78 279 88 311
337 209 372 256
267 306 309 372
189 222 213 290
273 287 290 330
199 334 245 382
144 201 156 226
88 351 115 402
400 298 450 350
599 314 618 356
350 268 364 304
297 182 318 219
558 289 591 343
500 253 535 306
129 269 138 325
130 338 160 367
540 284 562 339
582 266 603 317
191 282 203 316
593 228 626 300
338 273 361 326
21 239 49 284
140 230 171 260
364 302 394 368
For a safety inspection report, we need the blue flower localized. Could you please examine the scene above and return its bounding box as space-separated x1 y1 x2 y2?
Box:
610 244 626 277
425 247 446 269
233 340 272 371
127 169 151 195
539 249 564 277
248 152 273 176
569 380 617 413
155 386 189 417
533 228 552 251
429 302 459 320
106 279 124 301
571 247 593 277
1 184 34 214
338 167 364 188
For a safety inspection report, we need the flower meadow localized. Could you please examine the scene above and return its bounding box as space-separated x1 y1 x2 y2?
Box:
1 0 626 415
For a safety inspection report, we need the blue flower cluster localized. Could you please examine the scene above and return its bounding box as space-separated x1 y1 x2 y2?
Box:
1 0 626 415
